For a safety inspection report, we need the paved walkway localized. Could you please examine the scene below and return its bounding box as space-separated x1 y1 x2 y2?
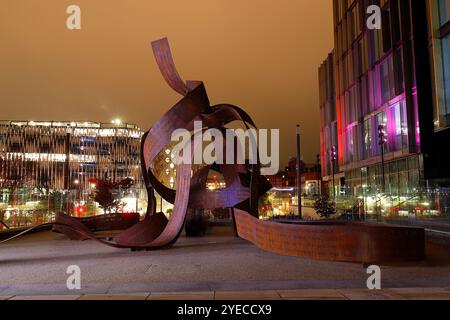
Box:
1 287 450 300
2 230 450 297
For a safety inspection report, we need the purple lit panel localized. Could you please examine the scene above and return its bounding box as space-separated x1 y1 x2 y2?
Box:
413 91 421 148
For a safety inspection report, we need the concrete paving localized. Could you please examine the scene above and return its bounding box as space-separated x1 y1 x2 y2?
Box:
1 230 450 297
1 288 450 300
79 293 149 300
148 291 214 300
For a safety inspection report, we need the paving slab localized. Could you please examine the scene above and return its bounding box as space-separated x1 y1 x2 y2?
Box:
108 281 211 294
214 290 281 300
406 295 450 300
79 293 149 300
277 289 346 300
0 283 111 296
390 287 450 300
390 287 449 293
8 295 80 300
148 291 214 300
338 289 406 300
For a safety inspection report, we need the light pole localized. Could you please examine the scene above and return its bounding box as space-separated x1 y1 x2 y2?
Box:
74 178 81 205
296 125 302 220
363 186 368 220
330 146 337 200
378 124 387 194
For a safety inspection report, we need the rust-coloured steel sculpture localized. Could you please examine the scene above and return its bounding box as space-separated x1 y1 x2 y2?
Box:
0 38 425 264
234 210 424 262
52 212 140 239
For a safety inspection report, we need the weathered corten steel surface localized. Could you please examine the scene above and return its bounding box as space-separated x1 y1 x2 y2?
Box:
1 37 425 263
53 212 139 236
234 210 425 263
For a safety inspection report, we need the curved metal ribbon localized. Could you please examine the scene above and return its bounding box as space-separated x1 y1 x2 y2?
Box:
0 37 425 264
50 37 268 249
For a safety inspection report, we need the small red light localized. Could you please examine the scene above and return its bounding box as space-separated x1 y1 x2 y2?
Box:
75 205 87 216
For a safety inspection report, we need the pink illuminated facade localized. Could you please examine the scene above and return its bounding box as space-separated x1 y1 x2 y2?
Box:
319 0 450 201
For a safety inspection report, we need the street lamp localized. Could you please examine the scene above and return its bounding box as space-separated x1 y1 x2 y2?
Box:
72 179 82 214
330 146 337 200
378 124 388 193
296 125 302 220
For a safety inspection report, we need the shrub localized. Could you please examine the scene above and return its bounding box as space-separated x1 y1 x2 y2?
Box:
314 195 336 219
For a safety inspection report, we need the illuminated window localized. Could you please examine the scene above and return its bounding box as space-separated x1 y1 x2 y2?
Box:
364 119 372 159
391 102 408 150
376 112 388 154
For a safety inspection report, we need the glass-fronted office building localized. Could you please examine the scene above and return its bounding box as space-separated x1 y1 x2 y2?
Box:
319 0 450 217
0 120 144 227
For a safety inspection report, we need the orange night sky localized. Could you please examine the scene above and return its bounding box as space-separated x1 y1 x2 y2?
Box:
0 0 334 166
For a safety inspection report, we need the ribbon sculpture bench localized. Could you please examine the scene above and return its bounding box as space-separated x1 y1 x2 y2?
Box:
1 38 425 264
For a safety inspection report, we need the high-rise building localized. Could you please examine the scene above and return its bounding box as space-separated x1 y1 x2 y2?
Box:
319 0 450 213
319 52 343 197
428 0 450 131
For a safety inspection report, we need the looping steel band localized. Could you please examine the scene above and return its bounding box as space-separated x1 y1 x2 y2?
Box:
0 38 425 263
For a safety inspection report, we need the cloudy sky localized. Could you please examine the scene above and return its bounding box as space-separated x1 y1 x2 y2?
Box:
0 0 334 166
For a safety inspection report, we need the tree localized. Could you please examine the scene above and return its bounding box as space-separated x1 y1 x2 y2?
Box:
314 195 336 219
89 178 134 214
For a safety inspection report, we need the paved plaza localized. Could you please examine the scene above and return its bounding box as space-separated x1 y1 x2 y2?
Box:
1 229 450 298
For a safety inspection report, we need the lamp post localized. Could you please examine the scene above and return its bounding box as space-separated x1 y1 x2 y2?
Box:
378 124 387 194
330 146 337 200
296 125 302 220
363 186 368 220
74 178 81 205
